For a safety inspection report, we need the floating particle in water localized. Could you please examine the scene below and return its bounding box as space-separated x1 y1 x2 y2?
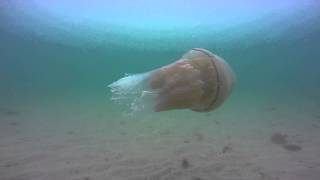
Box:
271 133 302 152
271 133 288 145
9 122 18 126
282 144 302 152
4 161 19 167
266 107 277 112
0 108 20 117
192 177 203 180
222 145 233 154
67 131 74 135
181 158 190 169
214 119 221 125
183 140 190 144
108 48 235 113
312 124 319 128
193 132 205 142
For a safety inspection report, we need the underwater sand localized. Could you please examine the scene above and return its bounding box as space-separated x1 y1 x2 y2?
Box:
1 89 320 180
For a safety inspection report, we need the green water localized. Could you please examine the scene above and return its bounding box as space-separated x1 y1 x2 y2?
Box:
1 3 320 180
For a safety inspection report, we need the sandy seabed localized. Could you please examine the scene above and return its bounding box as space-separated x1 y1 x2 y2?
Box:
0 92 320 180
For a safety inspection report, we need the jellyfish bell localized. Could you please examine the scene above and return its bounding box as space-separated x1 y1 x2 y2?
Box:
150 48 235 112
108 48 235 113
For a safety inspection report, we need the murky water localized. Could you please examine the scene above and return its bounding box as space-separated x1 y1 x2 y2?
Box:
1 1 320 180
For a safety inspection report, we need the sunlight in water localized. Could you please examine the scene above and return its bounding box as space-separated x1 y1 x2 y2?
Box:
1 0 314 49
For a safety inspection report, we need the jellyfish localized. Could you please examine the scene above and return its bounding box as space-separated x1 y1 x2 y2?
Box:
108 48 235 112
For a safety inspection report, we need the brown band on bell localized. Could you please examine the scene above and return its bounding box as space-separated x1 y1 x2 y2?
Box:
191 48 221 112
